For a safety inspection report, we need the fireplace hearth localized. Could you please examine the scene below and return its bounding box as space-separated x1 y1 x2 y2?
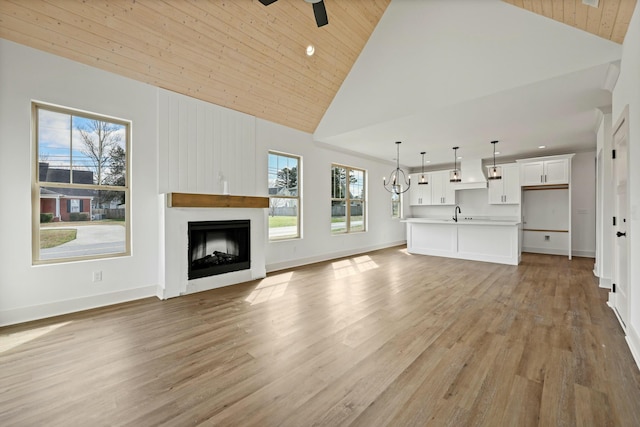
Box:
188 220 250 280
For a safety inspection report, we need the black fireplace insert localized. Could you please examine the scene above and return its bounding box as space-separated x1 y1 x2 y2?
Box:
188 220 250 280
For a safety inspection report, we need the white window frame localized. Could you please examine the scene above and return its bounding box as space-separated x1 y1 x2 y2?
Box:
331 164 367 234
32 102 131 264
268 151 301 241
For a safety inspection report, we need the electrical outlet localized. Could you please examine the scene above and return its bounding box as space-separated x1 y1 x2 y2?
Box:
93 271 102 282
544 235 550 241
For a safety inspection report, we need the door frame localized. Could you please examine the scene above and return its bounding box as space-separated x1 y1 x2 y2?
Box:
610 105 630 330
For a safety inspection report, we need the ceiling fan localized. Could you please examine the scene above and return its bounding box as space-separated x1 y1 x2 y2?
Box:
259 0 329 28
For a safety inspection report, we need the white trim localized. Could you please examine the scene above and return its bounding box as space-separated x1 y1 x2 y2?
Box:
266 241 406 273
0 285 157 327
627 325 640 371
522 247 568 256
599 276 612 289
571 250 596 258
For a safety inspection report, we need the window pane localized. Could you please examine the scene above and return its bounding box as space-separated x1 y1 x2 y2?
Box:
38 187 126 261
349 169 364 200
38 109 71 183
331 200 347 234
391 192 401 218
331 166 346 199
268 153 298 197
38 110 127 187
350 201 365 232
268 198 299 240
72 116 127 186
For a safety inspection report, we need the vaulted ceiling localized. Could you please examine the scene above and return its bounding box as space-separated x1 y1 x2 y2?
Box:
0 0 391 134
0 0 636 167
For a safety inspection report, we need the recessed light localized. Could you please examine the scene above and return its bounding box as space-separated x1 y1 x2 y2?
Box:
426 160 431 163
494 151 501 155
457 156 462 160
538 145 546 149
306 45 315 56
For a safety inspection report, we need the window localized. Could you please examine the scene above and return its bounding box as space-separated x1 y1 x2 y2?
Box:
331 164 366 234
391 191 402 219
268 152 300 240
33 102 130 264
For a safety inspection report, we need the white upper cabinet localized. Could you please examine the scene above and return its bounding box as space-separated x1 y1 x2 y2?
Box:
518 155 571 186
430 170 456 205
488 163 520 204
409 173 432 206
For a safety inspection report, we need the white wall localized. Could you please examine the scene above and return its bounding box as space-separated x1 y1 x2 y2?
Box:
612 3 640 366
571 151 596 258
0 40 160 326
256 119 407 272
596 113 614 287
158 90 257 196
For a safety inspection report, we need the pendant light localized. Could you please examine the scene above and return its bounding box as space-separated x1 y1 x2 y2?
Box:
449 146 461 182
383 141 411 195
488 140 502 180
419 151 428 185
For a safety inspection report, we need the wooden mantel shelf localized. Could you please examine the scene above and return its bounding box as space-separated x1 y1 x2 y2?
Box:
168 193 269 209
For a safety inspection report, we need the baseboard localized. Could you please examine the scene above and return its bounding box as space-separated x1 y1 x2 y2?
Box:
627 324 640 371
0 285 157 327
521 248 595 258
598 276 612 289
572 250 595 258
522 247 568 256
266 241 406 273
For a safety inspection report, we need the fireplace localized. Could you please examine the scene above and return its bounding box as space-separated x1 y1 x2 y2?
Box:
188 220 250 280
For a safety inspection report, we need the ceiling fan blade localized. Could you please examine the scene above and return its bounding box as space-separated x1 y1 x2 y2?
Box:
312 0 328 27
258 0 278 5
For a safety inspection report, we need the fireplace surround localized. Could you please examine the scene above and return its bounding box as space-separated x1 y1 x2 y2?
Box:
160 193 267 300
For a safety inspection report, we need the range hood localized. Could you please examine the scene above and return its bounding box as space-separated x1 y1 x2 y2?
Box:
453 159 488 190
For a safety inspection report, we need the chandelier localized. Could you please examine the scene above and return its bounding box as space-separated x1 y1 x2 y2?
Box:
383 141 411 195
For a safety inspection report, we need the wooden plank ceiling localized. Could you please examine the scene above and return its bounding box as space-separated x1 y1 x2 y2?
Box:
502 0 637 44
0 0 390 134
0 0 635 134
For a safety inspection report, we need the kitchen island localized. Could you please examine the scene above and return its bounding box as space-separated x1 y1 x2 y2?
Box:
403 218 521 265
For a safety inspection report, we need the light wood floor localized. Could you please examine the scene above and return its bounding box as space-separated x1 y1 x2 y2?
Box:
2 248 640 426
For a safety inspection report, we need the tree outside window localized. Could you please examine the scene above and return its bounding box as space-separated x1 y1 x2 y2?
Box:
268 152 300 240
33 102 130 264
331 165 366 234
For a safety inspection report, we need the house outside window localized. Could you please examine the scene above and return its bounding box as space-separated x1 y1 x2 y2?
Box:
331 164 366 234
33 102 130 264
268 151 300 240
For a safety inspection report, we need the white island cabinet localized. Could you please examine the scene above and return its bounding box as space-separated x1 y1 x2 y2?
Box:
404 218 521 265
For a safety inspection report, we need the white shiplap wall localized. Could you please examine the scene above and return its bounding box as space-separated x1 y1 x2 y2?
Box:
158 89 256 196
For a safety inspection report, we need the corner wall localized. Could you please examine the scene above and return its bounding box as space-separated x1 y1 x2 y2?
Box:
255 119 407 272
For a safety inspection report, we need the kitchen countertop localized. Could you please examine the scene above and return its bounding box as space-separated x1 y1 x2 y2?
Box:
402 218 521 226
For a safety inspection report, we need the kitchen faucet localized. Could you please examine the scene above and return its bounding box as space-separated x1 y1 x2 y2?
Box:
453 205 461 222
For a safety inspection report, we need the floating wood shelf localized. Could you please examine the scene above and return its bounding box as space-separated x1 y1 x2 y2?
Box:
168 193 269 209
522 184 569 191
523 229 569 233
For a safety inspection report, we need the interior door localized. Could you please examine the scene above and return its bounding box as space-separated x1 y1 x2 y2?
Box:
612 109 629 329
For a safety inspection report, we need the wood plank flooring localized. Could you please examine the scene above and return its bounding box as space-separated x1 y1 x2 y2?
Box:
2 248 640 426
